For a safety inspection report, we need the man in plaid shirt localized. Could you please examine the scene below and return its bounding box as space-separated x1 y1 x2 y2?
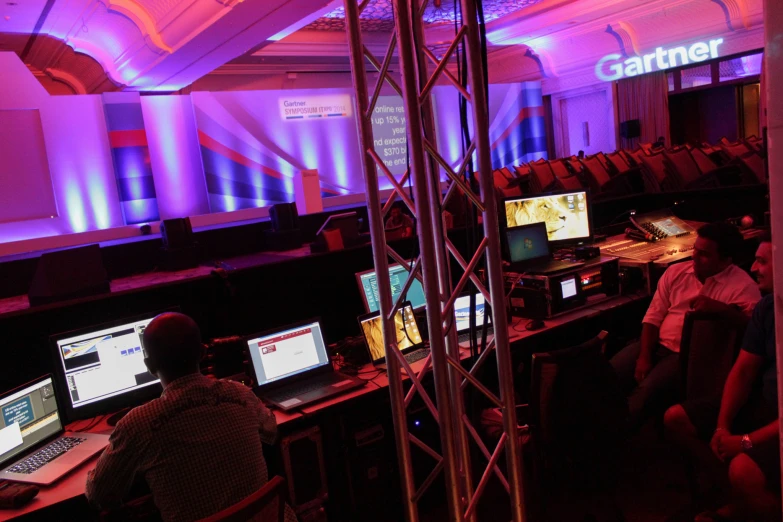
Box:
85 312 297 522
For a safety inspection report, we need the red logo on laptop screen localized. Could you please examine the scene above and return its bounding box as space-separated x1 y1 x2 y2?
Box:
260 344 277 355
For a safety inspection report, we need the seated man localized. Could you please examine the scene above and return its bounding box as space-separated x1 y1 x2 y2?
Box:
611 222 760 430
86 312 297 522
665 232 779 522
385 204 415 238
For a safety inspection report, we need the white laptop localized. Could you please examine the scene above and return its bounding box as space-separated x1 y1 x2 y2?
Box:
0 375 109 485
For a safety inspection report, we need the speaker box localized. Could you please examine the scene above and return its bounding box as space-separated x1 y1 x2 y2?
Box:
28 245 110 307
620 119 641 139
270 203 299 232
160 218 194 249
264 203 302 251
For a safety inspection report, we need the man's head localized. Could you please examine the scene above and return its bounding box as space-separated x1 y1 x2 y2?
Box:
692 222 744 281
751 230 773 292
390 206 402 220
142 312 203 385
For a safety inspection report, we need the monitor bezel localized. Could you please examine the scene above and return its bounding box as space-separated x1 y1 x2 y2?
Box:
354 260 426 314
502 188 593 248
504 222 552 268
244 318 331 391
48 307 178 423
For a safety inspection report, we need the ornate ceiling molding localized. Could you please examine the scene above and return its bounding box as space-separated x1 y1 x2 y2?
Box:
710 0 751 31
96 0 173 53
605 21 639 58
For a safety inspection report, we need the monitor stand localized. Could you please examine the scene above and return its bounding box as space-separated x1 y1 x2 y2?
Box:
107 407 132 427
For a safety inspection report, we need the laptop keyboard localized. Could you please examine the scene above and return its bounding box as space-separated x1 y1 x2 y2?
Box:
458 328 494 344
269 374 342 402
8 437 86 474
404 349 430 364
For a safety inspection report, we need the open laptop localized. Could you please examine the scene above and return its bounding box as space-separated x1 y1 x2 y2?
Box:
455 293 494 343
0 375 109 485
246 320 364 412
505 222 584 274
359 303 429 371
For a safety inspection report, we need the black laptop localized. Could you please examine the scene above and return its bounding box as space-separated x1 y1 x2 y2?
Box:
505 222 584 274
246 320 364 411
359 303 429 371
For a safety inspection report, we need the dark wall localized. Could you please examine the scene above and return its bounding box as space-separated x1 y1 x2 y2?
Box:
670 85 738 145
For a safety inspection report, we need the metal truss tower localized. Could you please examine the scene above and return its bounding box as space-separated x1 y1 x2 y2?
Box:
343 0 527 520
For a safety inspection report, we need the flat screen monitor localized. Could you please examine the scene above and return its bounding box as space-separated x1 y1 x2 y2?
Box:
506 222 551 266
503 190 592 245
246 320 330 387
454 293 491 333
356 262 426 313
49 310 175 421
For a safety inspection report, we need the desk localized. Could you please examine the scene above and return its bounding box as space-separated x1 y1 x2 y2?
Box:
0 292 648 521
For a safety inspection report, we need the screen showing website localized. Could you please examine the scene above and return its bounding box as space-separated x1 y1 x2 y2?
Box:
0 377 61 467
55 318 159 410
454 294 491 333
359 263 426 313
247 322 329 385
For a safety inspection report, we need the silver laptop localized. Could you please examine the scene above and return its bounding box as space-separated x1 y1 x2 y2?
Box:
455 293 494 344
0 375 109 485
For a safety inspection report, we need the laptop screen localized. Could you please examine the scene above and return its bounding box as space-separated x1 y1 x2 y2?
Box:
454 294 491 333
0 376 62 468
247 321 330 386
506 222 551 265
360 304 423 363
356 263 426 313
53 316 160 413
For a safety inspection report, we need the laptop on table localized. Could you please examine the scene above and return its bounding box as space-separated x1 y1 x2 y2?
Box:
0 375 109 485
246 320 364 412
455 293 494 344
359 303 429 371
505 222 584 275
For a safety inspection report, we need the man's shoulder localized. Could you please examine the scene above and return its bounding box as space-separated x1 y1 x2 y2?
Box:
662 261 691 281
754 293 774 315
724 264 757 284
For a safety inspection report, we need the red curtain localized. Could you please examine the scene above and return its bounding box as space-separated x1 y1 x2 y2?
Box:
617 71 671 150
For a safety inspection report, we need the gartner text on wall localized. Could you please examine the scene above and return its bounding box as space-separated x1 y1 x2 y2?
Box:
595 38 723 82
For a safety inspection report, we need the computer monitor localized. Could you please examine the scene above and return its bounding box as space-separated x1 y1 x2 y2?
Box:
359 304 423 363
356 262 426 313
246 320 330 387
0 376 62 468
316 212 359 247
454 293 491 333
506 222 551 266
49 310 174 422
503 190 592 245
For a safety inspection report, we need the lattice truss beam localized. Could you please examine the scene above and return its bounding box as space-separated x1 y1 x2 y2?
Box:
343 0 526 520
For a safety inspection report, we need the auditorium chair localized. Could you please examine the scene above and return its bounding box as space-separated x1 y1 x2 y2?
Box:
737 151 766 183
639 152 671 191
720 139 752 159
198 476 287 522
549 159 585 191
528 159 558 193
580 154 637 199
639 142 654 155
663 148 723 190
746 135 763 151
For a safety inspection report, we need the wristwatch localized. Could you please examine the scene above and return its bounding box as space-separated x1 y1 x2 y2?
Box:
741 434 753 451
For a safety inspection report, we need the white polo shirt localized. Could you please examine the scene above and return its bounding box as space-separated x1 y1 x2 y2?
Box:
643 262 760 352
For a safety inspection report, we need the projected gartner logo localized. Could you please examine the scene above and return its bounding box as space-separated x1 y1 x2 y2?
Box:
595 38 723 82
278 95 353 121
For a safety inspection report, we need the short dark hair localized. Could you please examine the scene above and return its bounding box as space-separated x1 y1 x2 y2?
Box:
697 222 744 259
759 229 771 244
143 313 203 374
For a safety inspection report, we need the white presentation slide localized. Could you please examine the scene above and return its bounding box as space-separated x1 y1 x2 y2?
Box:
70 333 149 405
259 331 320 381
0 422 22 456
